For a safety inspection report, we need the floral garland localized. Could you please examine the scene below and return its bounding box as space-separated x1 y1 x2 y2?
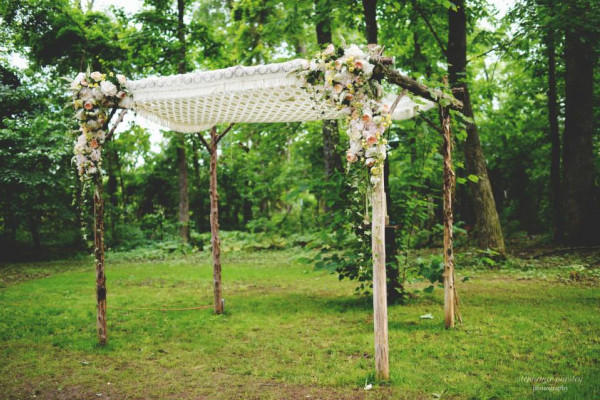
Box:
70 69 133 181
297 44 392 186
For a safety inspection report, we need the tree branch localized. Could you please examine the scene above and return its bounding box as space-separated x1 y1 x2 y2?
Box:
414 2 447 57
196 132 211 153
215 123 235 146
105 109 128 142
374 62 463 111
418 112 443 134
467 32 522 63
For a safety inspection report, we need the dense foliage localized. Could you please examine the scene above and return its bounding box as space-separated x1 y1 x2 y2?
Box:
0 0 598 277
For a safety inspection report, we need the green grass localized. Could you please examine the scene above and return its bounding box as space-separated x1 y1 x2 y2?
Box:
0 249 599 399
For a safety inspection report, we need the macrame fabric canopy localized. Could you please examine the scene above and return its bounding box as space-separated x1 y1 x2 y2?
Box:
125 59 433 132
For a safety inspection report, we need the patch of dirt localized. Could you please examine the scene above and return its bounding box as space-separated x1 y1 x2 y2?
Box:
5 372 424 400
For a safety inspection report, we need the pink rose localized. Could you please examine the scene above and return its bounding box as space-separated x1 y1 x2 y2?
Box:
380 104 390 114
362 113 372 123
365 158 375 167
366 134 377 145
81 79 88 87
84 100 94 110
345 93 355 101
90 139 99 149
117 91 127 99
333 83 343 94
325 44 335 55
346 151 358 163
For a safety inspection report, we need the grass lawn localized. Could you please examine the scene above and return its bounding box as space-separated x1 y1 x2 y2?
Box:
0 249 598 399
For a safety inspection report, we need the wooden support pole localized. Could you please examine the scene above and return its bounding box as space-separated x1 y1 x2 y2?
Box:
209 127 223 315
440 106 455 329
372 179 389 380
93 176 108 345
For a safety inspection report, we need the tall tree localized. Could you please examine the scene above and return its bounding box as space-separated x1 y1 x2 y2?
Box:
447 0 506 256
315 0 342 178
561 0 598 245
545 29 562 242
176 0 191 243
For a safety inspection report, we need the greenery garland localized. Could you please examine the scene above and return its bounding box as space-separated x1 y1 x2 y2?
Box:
296 43 392 188
70 68 132 181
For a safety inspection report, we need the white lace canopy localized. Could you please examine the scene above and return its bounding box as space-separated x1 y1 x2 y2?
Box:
125 59 432 132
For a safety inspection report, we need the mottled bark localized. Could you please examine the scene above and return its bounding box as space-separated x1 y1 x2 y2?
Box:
209 127 223 314
94 177 107 345
562 25 597 245
447 0 505 256
440 106 460 328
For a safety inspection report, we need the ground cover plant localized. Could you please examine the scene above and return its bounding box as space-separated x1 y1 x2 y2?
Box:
1 247 598 399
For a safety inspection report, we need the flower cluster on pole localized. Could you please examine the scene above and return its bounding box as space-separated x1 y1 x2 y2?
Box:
298 44 392 186
70 69 132 180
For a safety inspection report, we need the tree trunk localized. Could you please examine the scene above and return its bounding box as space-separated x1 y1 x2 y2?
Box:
545 32 563 242
315 0 342 179
562 24 597 245
447 0 505 256
362 0 378 44
176 0 190 243
177 137 190 243
440 106 457 328
94 177 107 345
209 128 224 314
28 214 41 251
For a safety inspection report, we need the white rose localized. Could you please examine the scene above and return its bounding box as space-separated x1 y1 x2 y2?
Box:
79 88 92 101
348 130 362 141
92 87 104 100
378 144 387 159
70 73 86 90
325 43 335 55
90 71 103 82
365 147 379 159
370 175 381 185
344 44 365 59
90 149 101 162
362 62 374 77
349 140 363 155
100 80 118 96
116 74 127 85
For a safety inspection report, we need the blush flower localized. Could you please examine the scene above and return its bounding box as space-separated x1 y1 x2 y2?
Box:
366 134 377 145
346 151 358 163
90 71 103 82
100 80 118 96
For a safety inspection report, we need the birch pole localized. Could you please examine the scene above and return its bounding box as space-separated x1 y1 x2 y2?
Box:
372 179 389 380
440 106 455 329
93 176 108 345
208 127 223 315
